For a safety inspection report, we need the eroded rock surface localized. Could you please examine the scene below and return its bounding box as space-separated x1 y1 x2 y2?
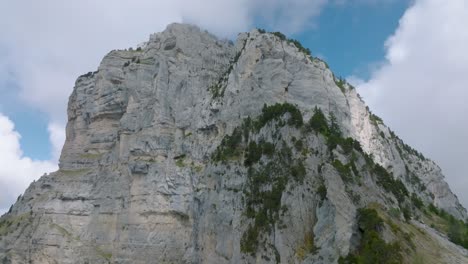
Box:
0 23 466 264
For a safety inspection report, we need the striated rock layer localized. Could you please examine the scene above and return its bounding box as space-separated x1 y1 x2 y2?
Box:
0 23 466 263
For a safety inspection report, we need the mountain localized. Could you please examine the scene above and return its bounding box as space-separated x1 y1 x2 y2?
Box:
0 23 467 264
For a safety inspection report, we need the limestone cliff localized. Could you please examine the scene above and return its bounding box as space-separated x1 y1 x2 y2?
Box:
0 23 466 264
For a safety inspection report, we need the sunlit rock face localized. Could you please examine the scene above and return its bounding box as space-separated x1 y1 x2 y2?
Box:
0 23 466 264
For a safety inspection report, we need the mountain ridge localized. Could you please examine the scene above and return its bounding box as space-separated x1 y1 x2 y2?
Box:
0 23 466 263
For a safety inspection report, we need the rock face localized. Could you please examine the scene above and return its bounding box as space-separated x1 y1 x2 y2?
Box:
0 23 467 263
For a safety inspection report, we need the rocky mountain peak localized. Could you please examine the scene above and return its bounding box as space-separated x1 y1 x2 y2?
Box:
1 23 467 264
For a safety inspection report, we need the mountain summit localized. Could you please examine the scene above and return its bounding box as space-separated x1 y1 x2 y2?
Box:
0 23 467 263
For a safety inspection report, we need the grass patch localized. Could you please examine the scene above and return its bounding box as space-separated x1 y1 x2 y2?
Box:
339 208 402 264
295 230 317 260
79 153 103 159
59 168 91 176
0 212 32 236
94 246 112 261
50 223 73 238
175 155 186 168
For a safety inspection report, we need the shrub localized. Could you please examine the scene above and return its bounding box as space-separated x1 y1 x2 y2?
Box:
317 184 327 201
369 112 383 125
358 208 383 232
428 205 468 249
341 208 402 264
428 203 439 215
269 31 311 56
241 224 260 254
289 39 311 56
272 31 286 40
372 164 408 204
255 103 303 130
335 77 346 93
294 139 304 151
411 193 424 209
212 127 243 162
290 161 306 182
332 159 353 183
244 141 262 166
401 206 412 221
308 107 329 134
260 141 275 157
296 231 317 260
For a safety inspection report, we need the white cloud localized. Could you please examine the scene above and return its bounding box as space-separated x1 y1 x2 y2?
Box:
0 1 329 214
0 0 330 124
0 0 328 119
250 0 328 33
0 113 57 215
48 122 66 162
356 0 468 209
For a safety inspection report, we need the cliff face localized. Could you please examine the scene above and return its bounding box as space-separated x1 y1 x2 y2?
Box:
0 23 466 264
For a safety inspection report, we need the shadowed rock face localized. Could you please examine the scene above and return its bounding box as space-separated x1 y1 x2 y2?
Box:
0 23 466 264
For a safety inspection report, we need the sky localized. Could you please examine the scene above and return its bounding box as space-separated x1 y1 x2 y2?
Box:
0 0 467 214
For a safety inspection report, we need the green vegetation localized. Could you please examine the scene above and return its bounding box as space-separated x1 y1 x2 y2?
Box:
400 141 426 160
0 212 32 236
369 113 383 125
210 102 431 259
371 164 408 204
426 205 468 249
317 183 327 201
174 154 187 167
271 31 286 40
209 38 248 98
255 103 303 130
270 31 311 56
244 140 275 166
335 77 347 93
332 159 355 183
313 57 330 69
294 139 304 151
288 39 311 56
208 83 224 98
175 159 185 167
241 140 307 254
392 133 426 160
339 208 402 264
211 103 308 255
308 107 329 135
308 107 362 154
50 223 73 238
295 230 317 260
212 127 243 162
95 246 112 261
411 193 424 209
79 153 103 159
212 103 303 164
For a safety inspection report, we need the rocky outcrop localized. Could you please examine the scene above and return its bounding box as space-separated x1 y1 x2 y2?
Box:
0 23 466 263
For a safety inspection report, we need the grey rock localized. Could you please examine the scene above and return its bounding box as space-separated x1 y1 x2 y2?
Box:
0 23 466 263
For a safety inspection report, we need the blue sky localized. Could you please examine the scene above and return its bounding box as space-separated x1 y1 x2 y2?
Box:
303 1 408 79
1 0 468 213
2 104 52 159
